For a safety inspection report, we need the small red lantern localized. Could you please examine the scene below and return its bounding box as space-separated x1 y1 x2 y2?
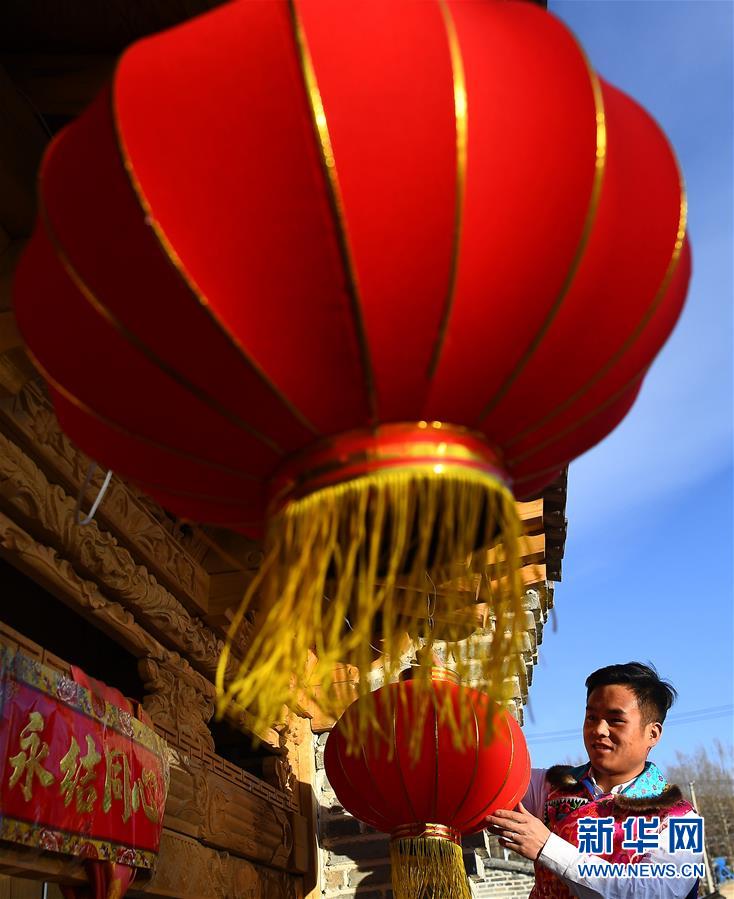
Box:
324 668 531 899
13 0 690 737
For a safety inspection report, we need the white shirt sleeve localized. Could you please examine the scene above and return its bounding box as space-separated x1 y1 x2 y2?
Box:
520 768 549 819
537 810 703 899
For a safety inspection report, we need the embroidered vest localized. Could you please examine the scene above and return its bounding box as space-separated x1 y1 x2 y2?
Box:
530 763 694 899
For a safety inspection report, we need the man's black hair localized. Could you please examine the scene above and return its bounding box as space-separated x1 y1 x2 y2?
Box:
585 662 677 724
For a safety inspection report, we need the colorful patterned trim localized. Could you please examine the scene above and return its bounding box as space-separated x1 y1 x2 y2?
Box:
571 761 669 799
0 646 166 762
0 816 158 869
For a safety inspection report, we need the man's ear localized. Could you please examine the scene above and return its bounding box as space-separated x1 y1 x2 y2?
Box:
648 721 662 747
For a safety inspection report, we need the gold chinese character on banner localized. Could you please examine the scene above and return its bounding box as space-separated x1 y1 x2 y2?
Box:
103 747 161 825
103 747 133 823
133 769 161 824
8 711 55 801
59 734 102 812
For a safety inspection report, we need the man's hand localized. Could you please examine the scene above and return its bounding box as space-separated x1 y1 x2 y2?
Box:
485 803 551 861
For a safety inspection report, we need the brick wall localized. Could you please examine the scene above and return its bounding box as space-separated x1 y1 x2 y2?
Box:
471 853 535 898
471 869 535 898
314 733 535 899
315 730 391 898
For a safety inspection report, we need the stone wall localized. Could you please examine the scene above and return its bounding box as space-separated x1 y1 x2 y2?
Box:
315 731 390 898
471 854 535 898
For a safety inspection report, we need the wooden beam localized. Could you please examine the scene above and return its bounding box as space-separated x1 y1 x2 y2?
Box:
518 497 544 532
390 565 547 627
429 533 546 595
481 532 546 567
207 569 252 616
434 562 547 601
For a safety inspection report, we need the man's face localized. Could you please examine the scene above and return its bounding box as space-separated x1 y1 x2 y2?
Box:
583 684 661 778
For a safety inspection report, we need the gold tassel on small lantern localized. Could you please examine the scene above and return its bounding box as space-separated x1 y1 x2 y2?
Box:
390 825 471 899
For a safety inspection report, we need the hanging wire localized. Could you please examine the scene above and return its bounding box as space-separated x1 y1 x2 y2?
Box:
329 589 383 655
422 572 451 668
342 611 383 656
425 571 437 633
339 569 442 664
74 462 113 525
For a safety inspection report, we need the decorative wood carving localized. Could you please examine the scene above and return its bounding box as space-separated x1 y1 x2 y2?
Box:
0 382 209 613
139 830 301 898
0 507 161 660
0 348 36 397
0 512 222 703
274 714 311 798
0 426 244 682
165 748 304 872
138 656 216 753
261 756 297 797
0 508 284 747
13 525 274 777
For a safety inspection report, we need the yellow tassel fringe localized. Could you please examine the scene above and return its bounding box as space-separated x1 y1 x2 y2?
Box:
216 467 527 750
390 835 471 899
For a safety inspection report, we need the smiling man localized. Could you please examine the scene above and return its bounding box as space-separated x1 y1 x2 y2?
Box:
485 662 704 898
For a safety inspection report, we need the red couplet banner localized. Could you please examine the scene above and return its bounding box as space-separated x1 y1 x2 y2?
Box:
0 646 169 869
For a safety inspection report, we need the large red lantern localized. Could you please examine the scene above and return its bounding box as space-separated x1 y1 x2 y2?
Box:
13 0 690 737
325 668 531 899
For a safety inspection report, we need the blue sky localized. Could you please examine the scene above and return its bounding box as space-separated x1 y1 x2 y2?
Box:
523 1 734 771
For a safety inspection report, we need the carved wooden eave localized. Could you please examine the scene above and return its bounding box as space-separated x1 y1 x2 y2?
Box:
0 374 314 896
0 386 249 681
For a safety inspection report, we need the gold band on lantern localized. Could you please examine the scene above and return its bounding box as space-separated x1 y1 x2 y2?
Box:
428 0 468 380
108 73 318 437
288 0 378 423
476 43 607 425
399 666 461 686
267 421 508 512
505 186 688 456
391 823 462 845
37 190 284 456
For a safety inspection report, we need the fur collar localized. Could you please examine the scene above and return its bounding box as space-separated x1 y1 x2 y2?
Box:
545 764 685 813
546 764 583 789
613 785 685 814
